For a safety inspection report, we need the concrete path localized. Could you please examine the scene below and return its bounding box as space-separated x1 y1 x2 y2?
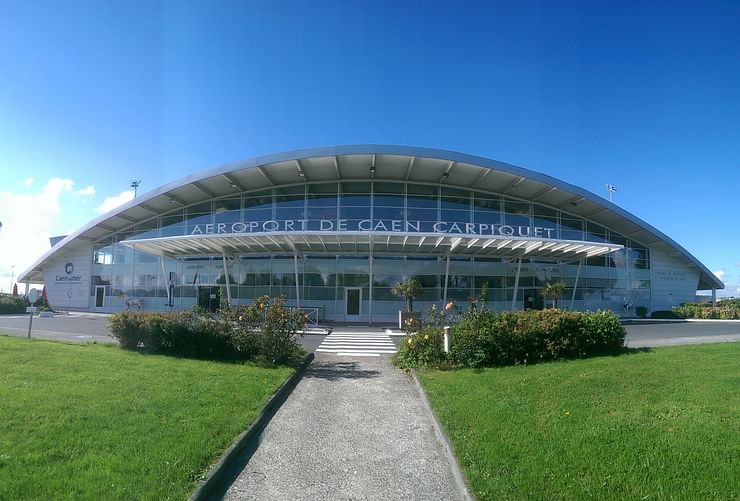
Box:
225 354 466 501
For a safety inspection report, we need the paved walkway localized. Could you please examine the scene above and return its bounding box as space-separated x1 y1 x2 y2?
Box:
225 354 466 500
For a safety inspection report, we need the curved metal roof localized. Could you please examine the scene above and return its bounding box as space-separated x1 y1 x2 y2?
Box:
18 145 723 290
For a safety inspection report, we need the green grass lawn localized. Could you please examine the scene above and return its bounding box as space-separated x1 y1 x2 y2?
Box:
0 335 293 500
418 343 740 500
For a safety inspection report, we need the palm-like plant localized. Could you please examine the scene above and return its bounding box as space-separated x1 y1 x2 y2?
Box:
391 278 422 312
541 281 567 309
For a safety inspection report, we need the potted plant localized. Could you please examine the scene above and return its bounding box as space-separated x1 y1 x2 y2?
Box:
391 278 422 330
540 281 566 309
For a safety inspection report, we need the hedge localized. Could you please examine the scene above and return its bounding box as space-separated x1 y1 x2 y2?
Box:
394 309 626 369
108 296 307 365
0 294 26 314
673 301 740 320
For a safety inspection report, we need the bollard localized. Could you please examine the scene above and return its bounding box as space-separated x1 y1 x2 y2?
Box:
443 325 450 353
25 306 37 339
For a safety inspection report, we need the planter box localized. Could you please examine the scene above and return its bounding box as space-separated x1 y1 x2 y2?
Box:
399 311 422 330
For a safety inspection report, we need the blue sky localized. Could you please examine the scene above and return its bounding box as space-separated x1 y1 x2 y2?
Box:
1 0 739 293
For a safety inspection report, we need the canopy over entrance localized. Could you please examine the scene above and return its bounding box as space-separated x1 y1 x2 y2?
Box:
122 232 623 260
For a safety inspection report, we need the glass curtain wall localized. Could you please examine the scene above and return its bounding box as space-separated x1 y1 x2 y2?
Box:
90 181 651 317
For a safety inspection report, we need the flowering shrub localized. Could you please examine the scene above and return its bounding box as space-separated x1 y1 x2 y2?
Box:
426 300 460 327
221 296 308 365
109 295 307 365
393 326 448 369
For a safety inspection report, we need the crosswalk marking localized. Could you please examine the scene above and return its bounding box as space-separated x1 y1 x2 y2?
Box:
316 331 397 356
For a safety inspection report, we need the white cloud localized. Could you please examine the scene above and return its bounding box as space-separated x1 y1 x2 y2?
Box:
0 180 137 292
0 177 77 291
75 185 96 196
713 268 740 298
94 190 134 214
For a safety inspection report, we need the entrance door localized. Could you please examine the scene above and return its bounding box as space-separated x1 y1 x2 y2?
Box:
345 287 361 321
524 289 544 310
197 286 221 312
95 286 105 308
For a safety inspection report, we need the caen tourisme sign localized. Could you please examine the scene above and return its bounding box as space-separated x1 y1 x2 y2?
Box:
190 219 556 238
55 262 82 283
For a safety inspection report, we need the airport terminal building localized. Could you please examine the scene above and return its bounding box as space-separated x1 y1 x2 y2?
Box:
18 146 722 323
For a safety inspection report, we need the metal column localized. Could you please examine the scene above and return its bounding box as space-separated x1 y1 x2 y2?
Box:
293 254 301 309
222 255 232 306
368 254 374 325
570 259 583 311
442 255 451 307
712 288 717 306
511 258 522 311
160 257 171 307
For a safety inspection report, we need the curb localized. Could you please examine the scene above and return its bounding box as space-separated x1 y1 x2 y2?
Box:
410 369 474 501
622 318 740 324
189 352 315 501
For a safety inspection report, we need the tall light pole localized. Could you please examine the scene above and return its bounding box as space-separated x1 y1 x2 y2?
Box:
10 264 15 293
606 184 617 203
130 180 142 197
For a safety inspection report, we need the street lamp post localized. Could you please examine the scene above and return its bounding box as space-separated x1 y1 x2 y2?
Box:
606 184 617 203
130 180 142 197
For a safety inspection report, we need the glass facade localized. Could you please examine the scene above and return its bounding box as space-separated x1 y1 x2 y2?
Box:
90 181 651 319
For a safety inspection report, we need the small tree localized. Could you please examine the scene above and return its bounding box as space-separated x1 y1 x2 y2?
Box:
541 281 566 309
391 278 422 312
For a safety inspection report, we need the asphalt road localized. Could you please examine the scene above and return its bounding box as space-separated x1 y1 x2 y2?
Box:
0 313 112 344
1 313 739 349
622 320 740 347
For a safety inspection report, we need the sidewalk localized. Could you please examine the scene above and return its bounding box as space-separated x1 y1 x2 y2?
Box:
225 354 467 500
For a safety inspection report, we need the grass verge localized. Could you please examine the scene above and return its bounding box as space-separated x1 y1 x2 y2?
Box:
0 335 294 500
418 343 740 500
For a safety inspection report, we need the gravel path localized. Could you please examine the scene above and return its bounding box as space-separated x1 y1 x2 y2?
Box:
225 354 466 500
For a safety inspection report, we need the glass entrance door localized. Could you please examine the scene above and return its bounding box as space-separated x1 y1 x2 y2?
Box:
345 287 361 321
95 286 105 308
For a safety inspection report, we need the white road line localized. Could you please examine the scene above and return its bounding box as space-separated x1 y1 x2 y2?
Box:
316 331 398 356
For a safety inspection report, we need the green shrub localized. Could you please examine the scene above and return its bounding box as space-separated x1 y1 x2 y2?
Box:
108 310 144 349
651 310 683 319
393 326 448 369
109 296 307 365
221 296 308 366
673 301 740 320
395 309 626 370
0 294 27 314
636 306 648 318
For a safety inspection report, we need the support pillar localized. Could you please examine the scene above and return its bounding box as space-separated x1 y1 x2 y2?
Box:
570 259 583 311
712 288 717 306
160 257 171 307
222 255 232 306
511 258 522 311
293 254 300 309
442 255 451 307
368 254 374 325
24 281 30 295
